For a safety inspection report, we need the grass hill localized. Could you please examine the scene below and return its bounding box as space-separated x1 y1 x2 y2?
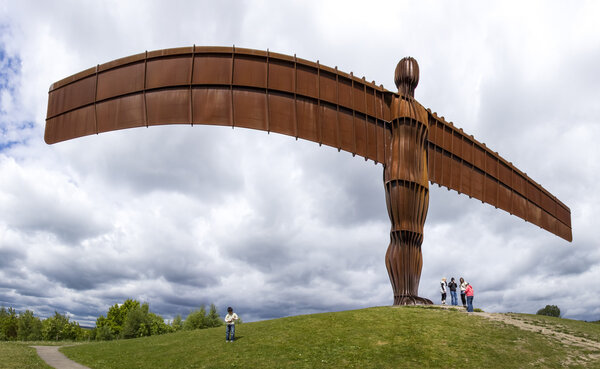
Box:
2 306 600 368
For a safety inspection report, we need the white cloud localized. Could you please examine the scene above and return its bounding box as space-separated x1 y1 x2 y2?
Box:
0 0 598 326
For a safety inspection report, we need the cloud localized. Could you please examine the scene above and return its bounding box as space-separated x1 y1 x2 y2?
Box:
0 0 598 327
0 155 113 242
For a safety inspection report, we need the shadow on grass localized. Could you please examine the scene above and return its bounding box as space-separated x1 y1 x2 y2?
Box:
223 335 244 342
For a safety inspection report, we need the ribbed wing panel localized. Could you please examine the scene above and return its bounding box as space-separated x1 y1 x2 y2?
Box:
45 46 393 164
426 112 572 242
45 45 572 242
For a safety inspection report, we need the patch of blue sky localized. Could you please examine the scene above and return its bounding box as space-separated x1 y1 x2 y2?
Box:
0 121 34 151
0 140 17 151
0 43 30 153
0 48 21 93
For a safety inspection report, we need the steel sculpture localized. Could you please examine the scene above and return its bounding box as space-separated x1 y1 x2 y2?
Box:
45 46 572 305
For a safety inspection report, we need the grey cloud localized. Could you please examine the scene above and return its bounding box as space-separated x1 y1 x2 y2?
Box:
56 127 245 202
223 234 294 274
298 148 388 225
0 1 599 325
0 246 24 269
0 159 110 244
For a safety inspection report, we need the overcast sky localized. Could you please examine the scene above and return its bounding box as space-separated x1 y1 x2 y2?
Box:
0 0 598 325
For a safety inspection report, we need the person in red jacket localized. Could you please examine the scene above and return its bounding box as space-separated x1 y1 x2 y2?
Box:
465 283 474 312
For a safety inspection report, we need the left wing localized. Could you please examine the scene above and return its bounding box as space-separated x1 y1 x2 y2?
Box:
45 46 393 164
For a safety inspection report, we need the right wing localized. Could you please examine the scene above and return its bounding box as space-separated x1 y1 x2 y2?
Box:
426 111 572 242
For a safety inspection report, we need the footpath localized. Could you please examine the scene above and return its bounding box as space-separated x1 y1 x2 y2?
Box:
31 345 90 369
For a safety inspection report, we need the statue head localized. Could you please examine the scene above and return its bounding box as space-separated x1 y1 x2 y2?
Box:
394 57 419 97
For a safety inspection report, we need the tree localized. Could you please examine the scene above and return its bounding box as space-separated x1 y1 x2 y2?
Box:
206 304 223 328
95 324 114 341
95 299 141 338
536 305 561 318
171 314 183 331
104 299 140 337
63 320 85 341
122 303 172 339
94 299 221 340
147 311 172 336
0 307 18 341
41 312 71 341
17 310 42 341
184 306 207 330
122 304 149 338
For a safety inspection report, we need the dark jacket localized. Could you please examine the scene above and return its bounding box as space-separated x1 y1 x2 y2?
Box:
448 281 457 292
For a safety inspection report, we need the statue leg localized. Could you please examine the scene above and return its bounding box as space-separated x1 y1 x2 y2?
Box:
384 181 432 305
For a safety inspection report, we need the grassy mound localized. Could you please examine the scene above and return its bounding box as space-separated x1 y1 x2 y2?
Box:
3 306 599 368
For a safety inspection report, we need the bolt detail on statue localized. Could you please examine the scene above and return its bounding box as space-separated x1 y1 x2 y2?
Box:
44 46 572 306
384 57 432 304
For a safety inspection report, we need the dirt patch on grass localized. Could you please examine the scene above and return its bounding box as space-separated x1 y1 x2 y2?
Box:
476 312 600 351
476 312 600 366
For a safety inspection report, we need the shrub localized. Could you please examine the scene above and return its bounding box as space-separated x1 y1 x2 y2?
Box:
41 312 84 341
184 306 207 330
171 314 184 331
92 299 224 340
95 325 114 341
17 310 42 341
147 311 173 336
99 299 141 338
122 304 149 338
536 305 561 318
122 303 173 339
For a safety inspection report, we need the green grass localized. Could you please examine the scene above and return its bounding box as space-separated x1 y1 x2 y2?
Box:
54 306 600 369
0 342 53 369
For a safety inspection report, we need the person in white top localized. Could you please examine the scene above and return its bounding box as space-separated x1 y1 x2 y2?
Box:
440 277 447 305
459 277 467 308
224 306 239 342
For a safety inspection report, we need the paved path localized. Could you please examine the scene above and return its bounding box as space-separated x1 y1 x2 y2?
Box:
31 346 90 369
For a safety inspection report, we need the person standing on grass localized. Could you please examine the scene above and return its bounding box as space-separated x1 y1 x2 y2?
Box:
460 277 467 308
448 277 458 306
440 277 447 305
224 307 238 342
465 283 474 312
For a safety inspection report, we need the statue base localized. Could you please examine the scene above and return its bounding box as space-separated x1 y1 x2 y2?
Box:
393 295 433 305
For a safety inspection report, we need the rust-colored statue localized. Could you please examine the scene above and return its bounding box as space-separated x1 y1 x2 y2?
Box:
385 58 432 304
45 46 572 305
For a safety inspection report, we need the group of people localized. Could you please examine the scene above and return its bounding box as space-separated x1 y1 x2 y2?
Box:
224 277 475 342
224 277 476 342
440 277 474 312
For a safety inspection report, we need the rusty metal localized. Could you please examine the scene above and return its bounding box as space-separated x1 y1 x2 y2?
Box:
45 46 572 305
384 57 432 304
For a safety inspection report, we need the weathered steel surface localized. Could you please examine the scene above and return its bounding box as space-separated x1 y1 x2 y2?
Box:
384 57 432 304
45 46 572 305
426 113 572 241
46 46 392 165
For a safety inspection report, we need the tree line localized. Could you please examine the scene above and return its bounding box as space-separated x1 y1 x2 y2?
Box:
0 299 225 341
0 307 86 341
